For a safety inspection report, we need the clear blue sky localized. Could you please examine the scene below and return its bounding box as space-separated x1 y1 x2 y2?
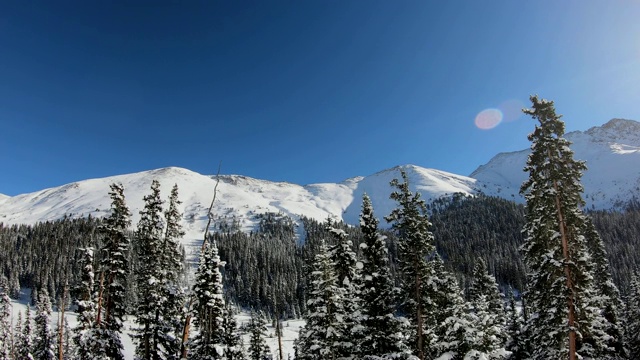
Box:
1 1 639 196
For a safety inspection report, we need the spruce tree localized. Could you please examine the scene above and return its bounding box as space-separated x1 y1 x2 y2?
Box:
97 183 131 360
19 306 35 360
359 193 407 358
583 218 626 358
295 241 343 360
247 312 271 360
190 240 226 360
520 95 611 359
159 183 187 358
222 305 246 360
385 169 434 360
134 179 166 360
505 289 526 360
327 224 361 359
0 283 11 359
625 273 640 360
72 247 96 360
468 258 508 357
33 289 55 360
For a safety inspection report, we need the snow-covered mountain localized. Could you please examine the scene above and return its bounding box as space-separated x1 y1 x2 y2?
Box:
471 118 640 209
0 165 479 248
1 118 639 248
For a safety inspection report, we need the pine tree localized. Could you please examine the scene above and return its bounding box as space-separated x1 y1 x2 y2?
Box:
0 283 11 359
55 317 72 360
14 311 23 360
505 289 526 360
520 95 611 359
134 180 166 360
158 183 187 358
327 224 361 359
222 305 246 360
385 169 435 360
33 289 55 360
625 273 640 360
359 193 407 358
468 258 508 357
425 255 478 359
295 241 343 360
73 247 96 360
19 306 35 360
190 240 226 360
247 312 271 360
583 218 626 358
97 183 131 360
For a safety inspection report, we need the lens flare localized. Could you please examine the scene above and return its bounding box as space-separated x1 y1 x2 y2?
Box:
475 108 503 130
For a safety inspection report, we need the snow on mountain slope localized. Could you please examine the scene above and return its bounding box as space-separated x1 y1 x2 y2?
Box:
0 193 8 204
342 165 478 224
471 119 640 209
0 165 479 253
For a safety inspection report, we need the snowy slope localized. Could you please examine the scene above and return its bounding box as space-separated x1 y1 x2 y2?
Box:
471 119 640 209
0 165 479 252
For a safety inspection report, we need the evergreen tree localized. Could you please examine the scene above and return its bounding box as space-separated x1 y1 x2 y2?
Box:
359 193 407 358
134 180 167 360
247 312 271 360
425 255 478 359
33 289 55 360
55 316 72 360
190 240 226 360
0 283 11 359
327 224 362 359
583 218 626 358
19 306 35 360
385 169 435 360
625 273 640 360
295 242 343 360
520 95 611 359
158 183 187 358
222 305 246 360
14 311 23 360
468 259 508 357
97 183 131 360
505 290 526 360
72 247 97 360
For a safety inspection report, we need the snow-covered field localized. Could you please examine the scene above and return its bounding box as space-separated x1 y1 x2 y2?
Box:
9 288 305 359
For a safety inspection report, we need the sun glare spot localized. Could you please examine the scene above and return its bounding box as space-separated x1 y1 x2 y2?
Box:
475 108 503 130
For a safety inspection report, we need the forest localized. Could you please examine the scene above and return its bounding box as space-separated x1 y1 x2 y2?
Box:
1 96 640 359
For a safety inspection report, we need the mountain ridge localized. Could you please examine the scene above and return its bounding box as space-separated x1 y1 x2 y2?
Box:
2 119 639 249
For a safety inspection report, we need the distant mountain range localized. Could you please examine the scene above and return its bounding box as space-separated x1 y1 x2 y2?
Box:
1 118 639 245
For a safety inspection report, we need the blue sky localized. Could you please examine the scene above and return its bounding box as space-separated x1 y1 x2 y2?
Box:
1 1 639 196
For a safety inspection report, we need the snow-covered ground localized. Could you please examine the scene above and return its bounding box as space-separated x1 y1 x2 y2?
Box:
8 288 304 359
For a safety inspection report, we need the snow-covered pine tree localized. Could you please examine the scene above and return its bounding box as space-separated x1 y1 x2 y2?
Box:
625 272 640 360
72 247 96 360
327 223 362 359
134 179 167 360
385 169 435 360
425 255 478 359
583 218 626 358
295 241 343 360
222 304 246 360
359 193 408 358
468 258 508 357
18 306 35 360
520 95 611 359
247 312 271 360
33 289 55 360
158 183 187 358
0 283 11 359
505 289 527 360
97 183 131 360
14 311 23 359
190 240 226 360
